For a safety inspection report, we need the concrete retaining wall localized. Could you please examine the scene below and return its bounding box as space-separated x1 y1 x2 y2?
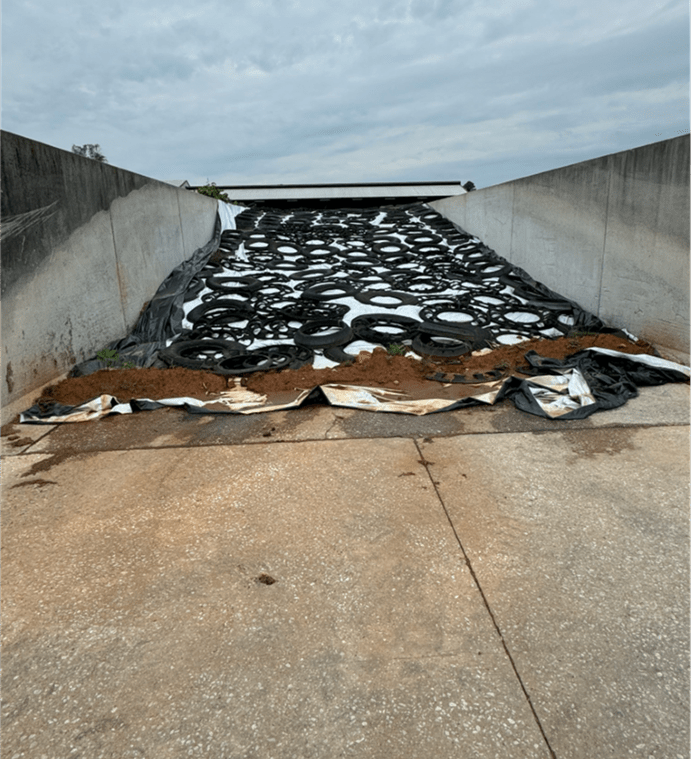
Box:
430 136 690 360
1 131 218 421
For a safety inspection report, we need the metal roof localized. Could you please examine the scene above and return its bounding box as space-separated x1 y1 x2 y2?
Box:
188 180 466 202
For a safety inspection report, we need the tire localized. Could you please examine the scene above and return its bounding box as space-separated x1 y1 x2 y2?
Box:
213 352 273 375
188 322 250 343
187 299 253 325
354 290 419 307
207 275 262 294
278 301 349 321
411 333 472 358
323 343 360 364
351 314 420 345
259 344 314 370
244 316 302 342
302 282 357 301
372 239 408 255
293 319 353 349
159 339 243 369
417 320 492 346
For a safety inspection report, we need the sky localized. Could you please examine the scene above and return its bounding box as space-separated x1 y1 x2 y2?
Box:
3 0 689 189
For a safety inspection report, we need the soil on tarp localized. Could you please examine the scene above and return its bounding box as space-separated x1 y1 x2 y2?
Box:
35 334 656 408
37 368 230 408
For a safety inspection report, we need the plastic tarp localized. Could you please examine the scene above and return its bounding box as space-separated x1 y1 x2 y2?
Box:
19 201 690 423
20 348 689 423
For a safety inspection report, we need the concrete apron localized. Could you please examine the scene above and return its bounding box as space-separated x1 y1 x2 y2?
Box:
2 386 689 759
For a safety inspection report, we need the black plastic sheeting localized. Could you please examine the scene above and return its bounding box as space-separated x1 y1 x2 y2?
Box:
23 202 689 422
70 212 224 377
158 202 614 373
502 349 689 420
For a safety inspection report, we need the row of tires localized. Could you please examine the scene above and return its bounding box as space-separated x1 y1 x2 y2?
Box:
160 315 494 374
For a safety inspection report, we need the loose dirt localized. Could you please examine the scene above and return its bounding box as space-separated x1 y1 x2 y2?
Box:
34 334 656 408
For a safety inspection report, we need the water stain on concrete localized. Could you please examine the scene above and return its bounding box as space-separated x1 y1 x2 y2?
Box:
559 428 637 460
10 478 58 489
19 449 92 477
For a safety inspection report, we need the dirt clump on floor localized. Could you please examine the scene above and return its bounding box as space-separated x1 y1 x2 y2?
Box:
33 333 656 408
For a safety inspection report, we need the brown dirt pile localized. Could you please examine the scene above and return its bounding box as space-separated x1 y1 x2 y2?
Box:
245 333 655 394
38 367 229 407
36 333 655 408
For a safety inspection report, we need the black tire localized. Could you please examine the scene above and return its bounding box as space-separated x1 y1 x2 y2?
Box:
187 299 252 325
405 232 442 246
214 352 273 375
417 320 492 346
278 301 349 321
258 344 314 371
354 289 419 307
411 333 472 358
265 258 309 272
159 339 243 369
188 322 250 343
372 239 408 255
302 282 357 301
207 275 262 294
290 267 336 281
351 313 420 345
293 319 353 349
244 316 302 342
323 343 360 364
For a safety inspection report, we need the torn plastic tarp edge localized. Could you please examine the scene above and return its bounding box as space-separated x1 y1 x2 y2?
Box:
18 349 689 424
507 348 689 420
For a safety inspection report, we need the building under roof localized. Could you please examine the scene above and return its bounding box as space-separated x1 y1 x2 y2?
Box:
185 180 469 209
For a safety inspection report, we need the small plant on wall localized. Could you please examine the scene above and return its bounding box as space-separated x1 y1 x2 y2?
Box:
197 182 232 203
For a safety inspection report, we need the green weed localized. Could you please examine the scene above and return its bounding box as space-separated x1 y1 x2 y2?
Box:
97 349 135 369
387 344 408 356
197 182 232 203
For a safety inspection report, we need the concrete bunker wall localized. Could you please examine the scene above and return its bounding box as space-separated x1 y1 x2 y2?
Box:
1 131 218 422
430 135 690 360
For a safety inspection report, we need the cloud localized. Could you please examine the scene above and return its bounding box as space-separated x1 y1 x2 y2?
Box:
2 0 688 187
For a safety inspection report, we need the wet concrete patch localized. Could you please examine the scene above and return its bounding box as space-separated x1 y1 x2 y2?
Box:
559 427 638 460
14 384 690 454
0 420 56 456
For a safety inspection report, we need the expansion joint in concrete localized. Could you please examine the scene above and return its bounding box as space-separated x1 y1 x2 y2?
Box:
597 161 613 318
413 437 558 759
107 207 129 332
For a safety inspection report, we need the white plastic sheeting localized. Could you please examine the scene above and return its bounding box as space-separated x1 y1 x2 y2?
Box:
19 348 689 423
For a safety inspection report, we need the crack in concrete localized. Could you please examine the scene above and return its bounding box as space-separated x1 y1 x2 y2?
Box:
324 411 349 439
324 413 341 439
413 437 558 759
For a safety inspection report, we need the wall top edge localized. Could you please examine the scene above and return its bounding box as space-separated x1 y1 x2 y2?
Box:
478 134 689 192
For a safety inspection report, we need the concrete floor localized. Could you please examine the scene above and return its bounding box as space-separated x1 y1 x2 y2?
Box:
2 384 689 759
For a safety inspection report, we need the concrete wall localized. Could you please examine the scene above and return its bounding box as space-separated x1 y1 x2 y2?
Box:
1 131 218 420
430 136 690 359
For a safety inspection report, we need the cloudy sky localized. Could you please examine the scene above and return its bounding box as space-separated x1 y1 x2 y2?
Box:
3 0 689 189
